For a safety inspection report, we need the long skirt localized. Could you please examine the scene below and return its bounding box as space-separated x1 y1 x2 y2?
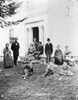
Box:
54 57 63 65
4 54 13 68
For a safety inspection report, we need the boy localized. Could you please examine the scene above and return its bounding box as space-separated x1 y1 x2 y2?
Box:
42 62 54 77
22 61 33 79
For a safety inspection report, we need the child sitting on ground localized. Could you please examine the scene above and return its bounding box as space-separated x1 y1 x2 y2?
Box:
64 46 76 67
59 62 73 76
42 61 73 77
42 62 55 77
22 61 33 79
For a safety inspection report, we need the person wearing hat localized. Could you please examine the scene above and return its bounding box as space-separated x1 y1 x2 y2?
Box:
45 38 53 63
11 37 20 66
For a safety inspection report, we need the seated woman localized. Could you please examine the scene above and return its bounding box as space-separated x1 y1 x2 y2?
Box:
25 43 35 61
35 42 43 60
3 43 13 68
64 46 71 59
64 46 75 66
54 45 63 65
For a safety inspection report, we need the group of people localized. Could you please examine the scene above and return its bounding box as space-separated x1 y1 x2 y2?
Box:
22 38 75 79
29 37 74 66
45 38 75 66
54 44 75 66
42 38 75 78
3 37 44 68
3 37 75 79
25 38 43 61
3 37 20 68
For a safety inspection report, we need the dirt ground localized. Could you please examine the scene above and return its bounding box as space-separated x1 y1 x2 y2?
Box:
0 62 78 100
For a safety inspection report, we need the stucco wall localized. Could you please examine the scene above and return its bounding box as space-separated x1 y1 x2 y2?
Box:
48 0 78 56
0 0 78 58
0 28 9 57
25 0 48 17
11 24 27 57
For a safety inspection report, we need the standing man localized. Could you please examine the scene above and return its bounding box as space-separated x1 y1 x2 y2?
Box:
11 37 20 66
45 38 53 63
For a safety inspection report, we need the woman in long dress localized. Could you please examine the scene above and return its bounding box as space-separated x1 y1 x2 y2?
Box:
54 45 63 65
3 43 13 68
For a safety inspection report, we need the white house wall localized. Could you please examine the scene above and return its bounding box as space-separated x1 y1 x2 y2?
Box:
1 0 78 58
25 0 48 16
9 24 27 57
10 0 48 57
24 0 49 54
0 28 9 57
48 0 78 56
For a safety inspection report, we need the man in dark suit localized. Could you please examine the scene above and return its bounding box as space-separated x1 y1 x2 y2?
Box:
36 42 43 60
45 38 53 63
11 37 20 66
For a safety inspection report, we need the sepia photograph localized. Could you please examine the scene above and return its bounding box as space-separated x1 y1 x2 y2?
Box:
0 0 78 100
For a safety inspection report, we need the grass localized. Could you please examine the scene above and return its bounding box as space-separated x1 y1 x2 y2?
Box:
0 61 78 100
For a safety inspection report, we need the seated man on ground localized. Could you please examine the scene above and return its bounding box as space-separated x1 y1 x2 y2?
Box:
22 61 33 79
42 62 55 77
54 45 63 65
42 61 73 78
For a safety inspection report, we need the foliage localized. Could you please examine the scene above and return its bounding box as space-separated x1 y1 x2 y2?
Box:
0 0 27 28
0 0 22 18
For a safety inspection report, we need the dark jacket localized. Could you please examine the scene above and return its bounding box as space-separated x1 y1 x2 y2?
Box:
11 42 20 56
45 43 53 55
38 45 43 55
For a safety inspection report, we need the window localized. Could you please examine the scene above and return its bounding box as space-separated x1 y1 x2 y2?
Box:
66 6 70 16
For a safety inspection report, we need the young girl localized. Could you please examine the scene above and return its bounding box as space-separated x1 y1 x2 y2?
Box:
64 46 75 66
59 62 73 76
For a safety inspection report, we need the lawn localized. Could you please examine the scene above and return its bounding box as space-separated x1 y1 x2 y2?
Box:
0 62 78 100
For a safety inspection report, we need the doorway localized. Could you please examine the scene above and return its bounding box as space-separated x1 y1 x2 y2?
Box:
32 27 39 42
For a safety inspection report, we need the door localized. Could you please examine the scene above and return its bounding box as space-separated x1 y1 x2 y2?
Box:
32 27 39 42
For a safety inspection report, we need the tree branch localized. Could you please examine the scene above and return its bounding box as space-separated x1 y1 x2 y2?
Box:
0 17 27 28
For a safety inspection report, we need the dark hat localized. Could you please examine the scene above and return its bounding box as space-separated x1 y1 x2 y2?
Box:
47 38 50 41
